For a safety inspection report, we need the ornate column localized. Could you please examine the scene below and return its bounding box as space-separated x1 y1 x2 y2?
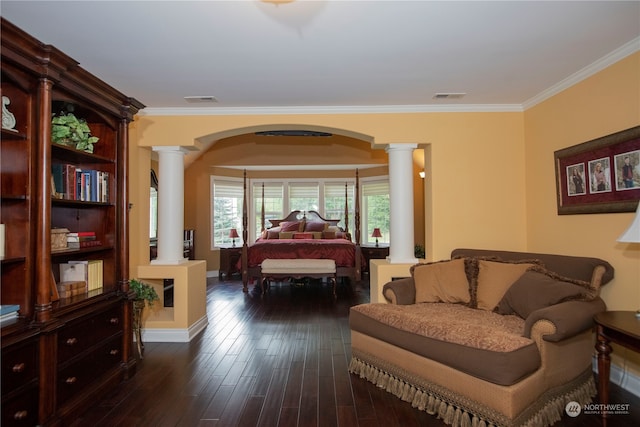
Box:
152 146 187 264
385 143 418 264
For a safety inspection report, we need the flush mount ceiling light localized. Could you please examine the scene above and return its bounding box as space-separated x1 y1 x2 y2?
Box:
433 93 467 100
183 96 218 103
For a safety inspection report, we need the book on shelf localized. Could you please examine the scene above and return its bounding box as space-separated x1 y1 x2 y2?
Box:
56 281 87 298
66 231 101 249
67 259 103 291
0 304 20 316
51 163 109 202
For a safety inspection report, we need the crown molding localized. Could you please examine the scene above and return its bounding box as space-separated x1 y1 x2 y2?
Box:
523 36 640 110
138 103 523 116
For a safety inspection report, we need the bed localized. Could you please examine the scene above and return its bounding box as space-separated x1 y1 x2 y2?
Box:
240 171 363 292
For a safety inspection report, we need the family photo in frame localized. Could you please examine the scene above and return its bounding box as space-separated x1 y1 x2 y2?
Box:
555 126 640 214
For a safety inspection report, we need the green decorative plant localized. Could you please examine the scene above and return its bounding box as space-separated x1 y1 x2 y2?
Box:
129 279 159 307
414 244 425 259
51 112 99 153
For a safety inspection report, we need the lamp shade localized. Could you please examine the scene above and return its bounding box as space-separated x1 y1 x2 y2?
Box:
229 228 239 239
371 228 382 238
618 203 640 243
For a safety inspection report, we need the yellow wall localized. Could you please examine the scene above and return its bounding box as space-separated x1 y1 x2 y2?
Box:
132 111 526 272
524 52 640 375
129 51 640 382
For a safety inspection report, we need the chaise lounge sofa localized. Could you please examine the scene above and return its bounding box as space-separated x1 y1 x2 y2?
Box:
349 248 614 427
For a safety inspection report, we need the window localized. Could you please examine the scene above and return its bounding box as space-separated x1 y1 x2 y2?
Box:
253 182 283 235
288 182 319 213
212 176 389 244
211 177 244 248
150 169 158 240
324 182 354 231
362 179 390 245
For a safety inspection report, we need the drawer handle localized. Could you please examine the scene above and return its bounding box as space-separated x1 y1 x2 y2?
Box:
13 410 28 420
110 317 119 325
12 362 26 373
66 337 78 346
110 349 119 356
65 376 77 385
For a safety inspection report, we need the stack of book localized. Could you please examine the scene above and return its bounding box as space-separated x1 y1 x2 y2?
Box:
56 281 86 298
0 304 20 323
67 231 101 249
59 259 103 292
51 163 110 203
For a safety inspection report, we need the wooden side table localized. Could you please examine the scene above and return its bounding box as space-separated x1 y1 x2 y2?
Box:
219 246 242 281
361 244 389 273
594 311 640 418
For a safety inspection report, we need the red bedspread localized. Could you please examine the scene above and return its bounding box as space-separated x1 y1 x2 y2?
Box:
246 239 359 267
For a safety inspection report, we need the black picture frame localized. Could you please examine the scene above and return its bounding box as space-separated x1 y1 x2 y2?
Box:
554 126 640 215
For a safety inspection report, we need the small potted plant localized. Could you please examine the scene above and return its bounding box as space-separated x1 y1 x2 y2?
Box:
129 279 159 358
51 111 100 153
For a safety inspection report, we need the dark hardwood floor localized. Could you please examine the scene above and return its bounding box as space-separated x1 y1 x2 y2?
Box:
74 277 640 427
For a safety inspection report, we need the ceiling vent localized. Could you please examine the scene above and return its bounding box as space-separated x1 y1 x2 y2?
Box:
255 130 333 137
184 96 218 103
433 93 466 100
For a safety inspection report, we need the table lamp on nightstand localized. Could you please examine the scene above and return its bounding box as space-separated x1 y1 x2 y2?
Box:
617 202 640 318
372 228 382 247
229 228 239 247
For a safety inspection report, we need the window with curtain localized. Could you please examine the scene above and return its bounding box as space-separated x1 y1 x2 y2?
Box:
211 177 244 248
362 180 390 244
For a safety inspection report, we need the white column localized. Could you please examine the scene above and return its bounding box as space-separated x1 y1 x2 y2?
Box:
152 146 187 265
385 143 418 264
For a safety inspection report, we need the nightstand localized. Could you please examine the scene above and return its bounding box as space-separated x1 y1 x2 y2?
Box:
219 246 242 281
594 311 640 418
361 244 389 273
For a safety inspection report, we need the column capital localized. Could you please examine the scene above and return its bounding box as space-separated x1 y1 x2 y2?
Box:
152 146 189 154
385 143 418 153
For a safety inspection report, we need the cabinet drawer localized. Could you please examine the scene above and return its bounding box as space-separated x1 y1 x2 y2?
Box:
57 305 122 362
1 386 38 427
57 334 122 406
1 340 38 395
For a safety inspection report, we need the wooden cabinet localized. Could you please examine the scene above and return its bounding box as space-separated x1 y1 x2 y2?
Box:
219 247 242 280
1 18 144 426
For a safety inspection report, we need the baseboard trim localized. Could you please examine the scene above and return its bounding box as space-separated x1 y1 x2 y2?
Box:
592 356 640 399
141 315 209 342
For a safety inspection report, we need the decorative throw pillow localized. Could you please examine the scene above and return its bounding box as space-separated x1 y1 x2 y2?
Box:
293 232 313 239
280 221 302 232
304 221 327 232
495 270 588 318
279 232 294 239
311 232 323 239
322 231 337 239
526 265 598 300
266 230 280 239
410 258 470 304
476 260 536 311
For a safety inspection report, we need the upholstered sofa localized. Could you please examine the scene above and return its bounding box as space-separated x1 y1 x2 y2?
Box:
349 248 614 427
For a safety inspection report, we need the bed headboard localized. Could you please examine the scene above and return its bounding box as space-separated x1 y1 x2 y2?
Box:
268 210 341 228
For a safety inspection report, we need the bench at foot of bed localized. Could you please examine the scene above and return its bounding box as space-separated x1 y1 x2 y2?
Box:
260 259 337 299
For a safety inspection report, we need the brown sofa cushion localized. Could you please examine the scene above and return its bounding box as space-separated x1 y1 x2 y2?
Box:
411 259 470 304
495 270 588 318
350 303 540 386
476 260 535 311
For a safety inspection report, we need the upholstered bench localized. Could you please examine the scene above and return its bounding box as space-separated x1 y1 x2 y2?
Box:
260 259 337 299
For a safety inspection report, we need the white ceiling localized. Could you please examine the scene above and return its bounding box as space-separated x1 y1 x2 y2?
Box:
2 1 639 116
